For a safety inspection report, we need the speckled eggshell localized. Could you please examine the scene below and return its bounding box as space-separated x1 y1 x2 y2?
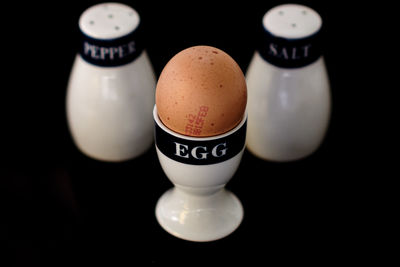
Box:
156 45 247 137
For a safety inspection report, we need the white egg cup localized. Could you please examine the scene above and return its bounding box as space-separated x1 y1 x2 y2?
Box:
153 106 246 242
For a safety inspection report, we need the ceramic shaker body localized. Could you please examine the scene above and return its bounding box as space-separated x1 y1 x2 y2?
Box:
66 3 156 162
246 4 331 162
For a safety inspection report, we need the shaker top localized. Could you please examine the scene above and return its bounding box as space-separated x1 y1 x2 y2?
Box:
79 2 140 40
263 4 322 39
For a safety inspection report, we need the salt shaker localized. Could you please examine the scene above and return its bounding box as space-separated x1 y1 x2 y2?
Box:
246 4 331 161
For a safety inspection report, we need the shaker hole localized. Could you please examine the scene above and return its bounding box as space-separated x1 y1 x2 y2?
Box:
278 11 284 15
291 23 297 28
108 14 114 19
302 10 307 15
89 20 95 25
115 26 120 30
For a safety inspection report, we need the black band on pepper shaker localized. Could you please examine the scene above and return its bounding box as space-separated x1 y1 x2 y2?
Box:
79 22 144 67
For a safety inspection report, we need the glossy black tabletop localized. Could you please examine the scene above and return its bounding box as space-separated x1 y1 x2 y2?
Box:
3 0 371 265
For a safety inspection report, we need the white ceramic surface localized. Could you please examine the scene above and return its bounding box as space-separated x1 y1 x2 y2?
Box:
246 4 331 162
154 106 245 241
67 52 155 161
66 3 156 162
246 53 330 161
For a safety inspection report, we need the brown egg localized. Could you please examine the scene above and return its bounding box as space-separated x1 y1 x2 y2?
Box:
156 45 247 137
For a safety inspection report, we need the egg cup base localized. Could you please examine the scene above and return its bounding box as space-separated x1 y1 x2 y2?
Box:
155 186 243 242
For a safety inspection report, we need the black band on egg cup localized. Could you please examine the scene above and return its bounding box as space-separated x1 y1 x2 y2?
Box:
154 113 247 166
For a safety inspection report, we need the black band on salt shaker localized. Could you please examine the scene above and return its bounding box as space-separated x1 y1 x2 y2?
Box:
79 23 144 67
155 119 247 165
257 23 323 68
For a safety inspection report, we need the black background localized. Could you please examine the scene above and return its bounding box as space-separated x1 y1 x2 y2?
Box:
2 0 377 265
